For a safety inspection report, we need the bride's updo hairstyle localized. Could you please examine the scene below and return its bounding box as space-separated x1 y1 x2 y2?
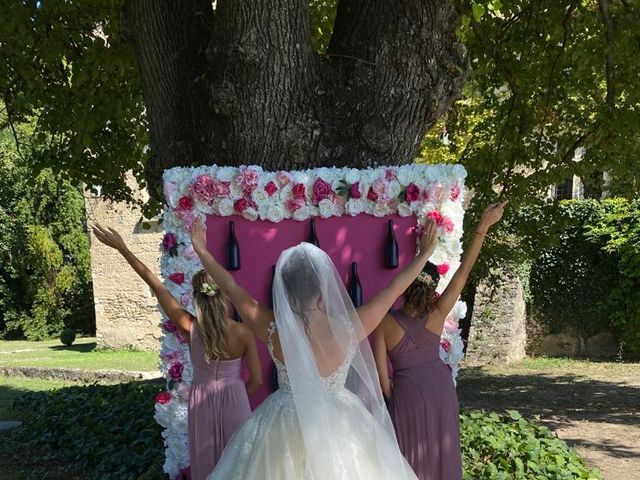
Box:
403 261 441 317
280 244 326 335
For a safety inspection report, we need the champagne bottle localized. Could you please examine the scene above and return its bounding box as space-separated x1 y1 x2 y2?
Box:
348 262 363 307
385 220 399 269
226 221 241 270
308 218 320 248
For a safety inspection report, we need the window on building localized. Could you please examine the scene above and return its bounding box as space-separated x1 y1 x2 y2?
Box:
555 177 573 200
582 171 603 199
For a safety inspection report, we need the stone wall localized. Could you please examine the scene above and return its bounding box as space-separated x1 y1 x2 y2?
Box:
85 175 163 351
465 269 527 365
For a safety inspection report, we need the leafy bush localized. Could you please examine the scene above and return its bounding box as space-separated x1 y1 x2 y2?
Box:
0 119 94 340
462 410 601 479
529 199 640 358
13 382 163 480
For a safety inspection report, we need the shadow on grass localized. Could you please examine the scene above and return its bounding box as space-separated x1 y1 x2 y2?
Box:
48 342 96 353
458 366 640 430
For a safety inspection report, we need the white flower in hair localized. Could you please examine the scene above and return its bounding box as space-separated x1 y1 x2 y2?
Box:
200 282 219 296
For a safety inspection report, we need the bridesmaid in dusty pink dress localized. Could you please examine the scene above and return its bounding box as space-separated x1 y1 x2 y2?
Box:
91 226 262 480
374 202 506 479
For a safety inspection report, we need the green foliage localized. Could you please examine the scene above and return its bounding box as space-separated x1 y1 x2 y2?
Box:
0 109 94 340
461 409 601 479
585 198 640 358
529 199 640 358
60 327 77 346
12 382 163 480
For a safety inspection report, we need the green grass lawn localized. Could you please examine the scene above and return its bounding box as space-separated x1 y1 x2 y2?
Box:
0 337 159 372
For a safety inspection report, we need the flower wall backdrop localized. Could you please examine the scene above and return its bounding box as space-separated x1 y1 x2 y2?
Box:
157 163 468 477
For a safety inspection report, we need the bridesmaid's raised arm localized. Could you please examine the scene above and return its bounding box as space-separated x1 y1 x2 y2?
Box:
426 202 507 335
357 218 438 337
91 225 193 337
190 220 274 343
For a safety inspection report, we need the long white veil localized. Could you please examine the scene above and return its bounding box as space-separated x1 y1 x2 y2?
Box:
272 242 416 479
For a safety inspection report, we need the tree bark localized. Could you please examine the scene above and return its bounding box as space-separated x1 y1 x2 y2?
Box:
122 0 468 198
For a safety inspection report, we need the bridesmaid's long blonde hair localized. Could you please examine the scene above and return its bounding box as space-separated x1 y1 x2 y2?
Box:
191 269 230 362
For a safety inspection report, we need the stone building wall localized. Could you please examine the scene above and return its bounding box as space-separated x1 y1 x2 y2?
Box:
465 269 527 365
85 176 163 351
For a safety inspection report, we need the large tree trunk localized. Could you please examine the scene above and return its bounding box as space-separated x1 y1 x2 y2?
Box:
122 0 468 198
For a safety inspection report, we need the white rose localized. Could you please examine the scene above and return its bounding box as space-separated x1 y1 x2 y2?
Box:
242 208 258 221
316 167 334 183
266 204 285 223
346 198 365 216
217 198 234 216
345 168 360 185
252 188 269 205
230 182 243 198
387 180 401 198
397 166 413 186
397 202 413 217
318 199 335 218
216 166 235 182
372 202 390 218
452 164 467 181
293 206 310 221
292 172 309 184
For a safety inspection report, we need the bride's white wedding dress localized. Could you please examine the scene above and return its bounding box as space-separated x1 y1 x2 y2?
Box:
208 243 418 480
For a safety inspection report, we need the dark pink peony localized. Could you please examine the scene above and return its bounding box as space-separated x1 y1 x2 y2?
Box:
191 175 217 204
155 391 172 404
405 183 421 202
292 183 306 199
440 216 455 233
168 272 185 285
162 320 177 333
348 182 362 199
440 339 452 353
177 196 194 212
234 198 251 213
427 210 443 224
162 232 178 251
175 466 191 480
385 169 398 181
285 198 304 212
265 181 278 197
168 362 184 381
312 178 334 204
367 187 379 201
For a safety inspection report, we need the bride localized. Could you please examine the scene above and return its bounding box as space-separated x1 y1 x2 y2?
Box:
190 218 437 479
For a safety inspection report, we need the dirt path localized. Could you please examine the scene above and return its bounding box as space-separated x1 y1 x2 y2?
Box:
457 361 640 480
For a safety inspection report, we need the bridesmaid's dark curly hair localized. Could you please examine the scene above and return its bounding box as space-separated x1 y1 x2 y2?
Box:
403 261 441 316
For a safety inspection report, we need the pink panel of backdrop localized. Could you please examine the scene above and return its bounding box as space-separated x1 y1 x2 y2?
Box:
205 213 417 408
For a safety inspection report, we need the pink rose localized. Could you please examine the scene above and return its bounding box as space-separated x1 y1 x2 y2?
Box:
405 183 421 202
164 180 178 200
162 232 178 251
177 196 194 212
440 216 455 233
155 391 172 404
292 183 306 199
234 198 250 213
180 292 193 307
428 183 444 202
177 210 195 231
367 187 379 201
348 182 362 199
161 349 183 363
236 167 259 194
183 244 198 261
440 339 452 353
162 320 177 333
265 181 278 197
427 210 443 224
276 171 291 186
450 183 461 201
214 180 231 198
372 178 388 197
168 272 185 285
385 169 398 181
168 362 184 381
437 263 450 275
176 331 188 344
285 198 304 212
444 316 458 332
312 178 334 204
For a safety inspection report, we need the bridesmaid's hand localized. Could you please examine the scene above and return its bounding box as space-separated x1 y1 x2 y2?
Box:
190 219 207 254
478 201 507 233
418 218 437 258
92 224 128 253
